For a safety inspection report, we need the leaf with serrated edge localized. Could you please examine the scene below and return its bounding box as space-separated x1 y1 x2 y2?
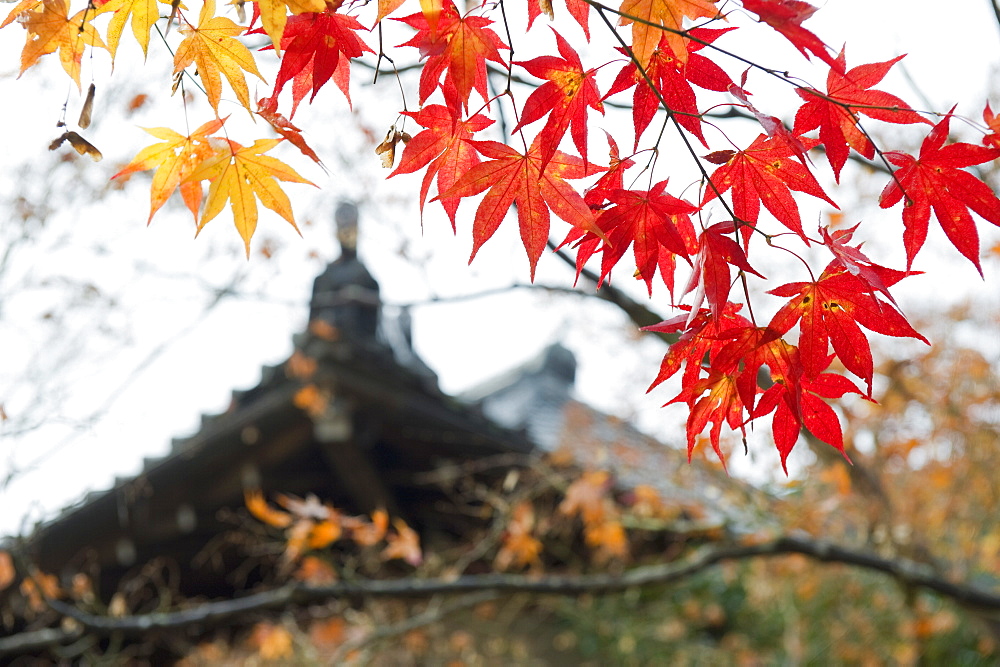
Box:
97 0 161 59
112 118 227 224
173 0 264 112
18 0 105 87
185 138 315 256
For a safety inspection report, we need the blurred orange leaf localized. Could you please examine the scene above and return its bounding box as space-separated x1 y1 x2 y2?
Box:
495 501 543 570
310 616 347 648
293 384 327 416
20 571 60 612
559 470 613 524
352 508 389 546
249 622 294 660
0 552 14 592
383 518 422 566
286 350 317 379
308 519 342 549
295 555 337 584
245 490 293 528
584 519 628 559
309 319 339 340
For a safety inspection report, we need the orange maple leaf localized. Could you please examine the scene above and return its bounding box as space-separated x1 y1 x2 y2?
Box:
1 0 41 29
173 0 265 113
17 0 105 87
112 117 226 224
184 137 315 256
617 0 720 68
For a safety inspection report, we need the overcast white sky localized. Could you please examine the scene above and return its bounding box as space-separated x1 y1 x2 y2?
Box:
1 0 999 536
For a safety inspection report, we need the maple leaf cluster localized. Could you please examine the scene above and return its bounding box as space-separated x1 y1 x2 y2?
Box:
4 0 1000 471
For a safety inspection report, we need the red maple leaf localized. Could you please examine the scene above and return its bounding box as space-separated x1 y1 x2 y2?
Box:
879 114 1000 274
605 29 734 149
711 325 798 417
512 29 604 167
439 139 604 279
583 132 635 207
668 368 744 468
740 0 843 73
558 133 635 285
389 104 494 228
710 324 865 473
683 221 765 319
396 0 508 110
254 9 372 116
256 97 323 165
754 371 863 472
767 262 928 395
644 302 752 392
592 181 698 295
818 222 903 306
794 51 929 181
702 133 837 240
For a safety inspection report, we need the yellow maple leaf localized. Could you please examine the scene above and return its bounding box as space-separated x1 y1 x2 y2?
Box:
18 0 105 87
173 0 264 113
617 0 720 67
112 117 226 224
186 137 315 255
97 0 165 59
256 0 325 54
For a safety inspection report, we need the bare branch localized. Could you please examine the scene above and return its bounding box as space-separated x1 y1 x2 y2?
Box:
4 534 997 656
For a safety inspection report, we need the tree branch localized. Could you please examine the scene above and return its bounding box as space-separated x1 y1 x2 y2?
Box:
546 241 678 341
5 534 997 655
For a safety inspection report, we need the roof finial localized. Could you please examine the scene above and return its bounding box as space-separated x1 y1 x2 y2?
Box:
335 201 359 258
308 201 379 339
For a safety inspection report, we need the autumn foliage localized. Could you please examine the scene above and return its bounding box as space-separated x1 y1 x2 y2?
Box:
4 0 1000 470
